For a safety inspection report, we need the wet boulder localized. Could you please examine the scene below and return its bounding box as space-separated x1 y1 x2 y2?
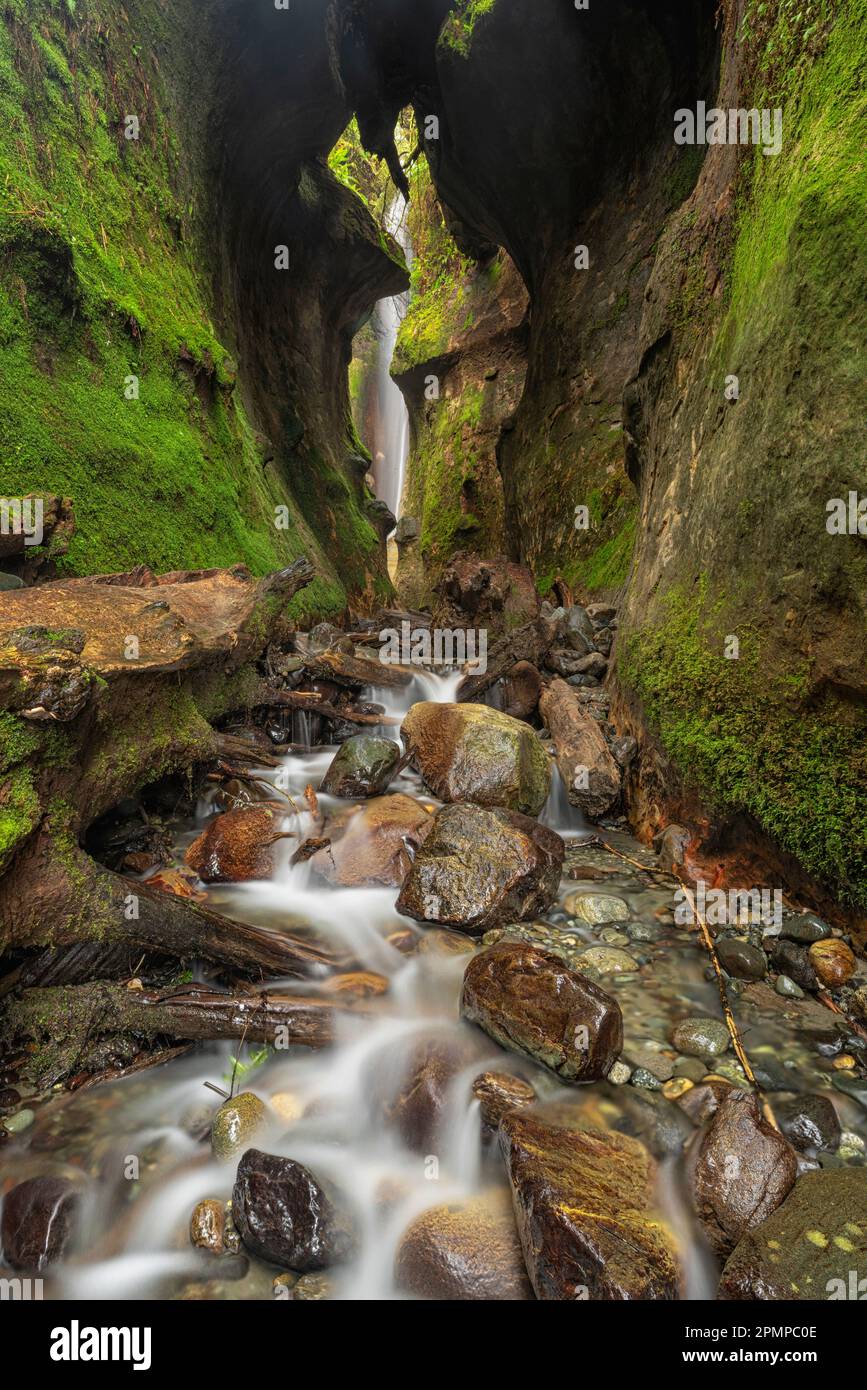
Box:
211 1092 269 1161
310 794 433 888
232 1149 357 1271
319 735 402 798
472 1070 537 1137
716 936 767 981
808 938 856 987
0 1175 80 1270
186 807 277 883
538 679 620 819
719 1168 867 1300
776 1094 841 1153
397 803 564 934
395 1191 534 1300
368 1035 485 1154
688 1090 798 1256
461 940 623 1082
401 701 550 816
495 660 543 721
500 1105 679 1300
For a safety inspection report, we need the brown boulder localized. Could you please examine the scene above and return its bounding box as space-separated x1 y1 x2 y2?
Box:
688 1090 798 1255
368 1034 485 1153
395 1191 534 1300
401 701 551 815
310 794 432 888
0 1175 80 1270
539 678 621 819
461 940 623 1082
396 803 564 934
500 1105 679 1300
472 1070 537 1137
185 807 277 883
496 661 543 720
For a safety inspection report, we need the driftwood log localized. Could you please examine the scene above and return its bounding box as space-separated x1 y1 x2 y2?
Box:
1 981 365 1087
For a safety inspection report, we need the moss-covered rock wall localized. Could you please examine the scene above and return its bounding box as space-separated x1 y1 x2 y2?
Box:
0 0 406 617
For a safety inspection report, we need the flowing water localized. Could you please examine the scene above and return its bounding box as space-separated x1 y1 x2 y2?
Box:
371 192 412 523
3 670 865 1301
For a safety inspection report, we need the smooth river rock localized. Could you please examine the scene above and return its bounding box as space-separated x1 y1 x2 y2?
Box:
232 1149 357 1270
719 1168 867 1300
401 701 551 815
311 793 433 888
460 940 623 1082
211 1092 269 1161
186 806 277 882
397 803 565 934
0 1175 80 1270
688 1091 798 1255
394 1191 534 1300
319 735 402 798
500 1105 679 1300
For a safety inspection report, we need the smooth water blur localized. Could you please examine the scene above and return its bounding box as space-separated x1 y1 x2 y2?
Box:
3 668 861 1301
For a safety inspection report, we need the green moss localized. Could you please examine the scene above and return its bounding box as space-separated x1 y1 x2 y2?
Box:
0 1 377 612
0 763 40 869
620 579 867 910
727 0 864 344
394 154 476 374
575 507 637 592
440 0 498 58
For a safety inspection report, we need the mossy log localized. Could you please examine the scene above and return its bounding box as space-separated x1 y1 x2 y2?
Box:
1 981 362 1089
0 563 316 961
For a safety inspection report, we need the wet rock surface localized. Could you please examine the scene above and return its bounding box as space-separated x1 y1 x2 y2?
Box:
394 1191 534 1300
500 1104 679 1300
397 803 564 933
232 1149 357 1271
211 1092 269 1162
401 701 550 816
311 793 433 887
719 1169 867 1300
319 735 402 798
186 807 277 883
0 1175 80 1270
688 1091 798 1255
461 941 623 1083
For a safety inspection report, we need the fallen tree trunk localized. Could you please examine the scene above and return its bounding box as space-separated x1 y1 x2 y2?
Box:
1 981 364 1088
303 647 412 689
256 689 400 726
457 616 555 702
1 824 350 977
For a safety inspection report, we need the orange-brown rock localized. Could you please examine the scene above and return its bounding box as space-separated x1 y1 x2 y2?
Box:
808 937 856 987
395 1191 534 1300
687 1090 798 1255
500 1105 679 1300
186 807 278 883
310 794 433 888
401 701 550 815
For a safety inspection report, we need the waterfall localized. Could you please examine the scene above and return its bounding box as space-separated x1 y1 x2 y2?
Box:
372 191 412 521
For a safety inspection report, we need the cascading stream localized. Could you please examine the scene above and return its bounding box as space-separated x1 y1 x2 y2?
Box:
4 670 862 1302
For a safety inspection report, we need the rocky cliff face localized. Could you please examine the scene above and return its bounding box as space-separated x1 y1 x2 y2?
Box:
0 0 406 616
332 0 865 914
